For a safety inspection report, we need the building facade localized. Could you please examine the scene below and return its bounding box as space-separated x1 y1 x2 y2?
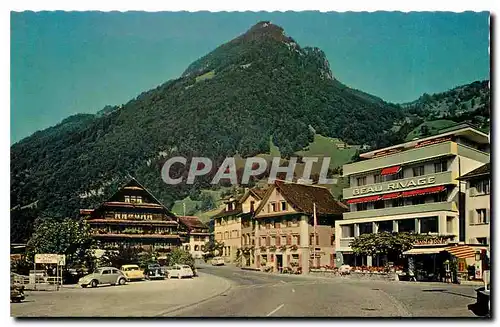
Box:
81 178 181 252
212 196 243 263
254 181 347 273
178 216 211 259
458 163 491 247
336 125 490 266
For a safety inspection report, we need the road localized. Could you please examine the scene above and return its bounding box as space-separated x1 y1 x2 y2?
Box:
168 265 481 317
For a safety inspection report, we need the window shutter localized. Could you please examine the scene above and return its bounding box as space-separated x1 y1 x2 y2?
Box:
469 210 475 225
266 236 270 246
485 209 490 223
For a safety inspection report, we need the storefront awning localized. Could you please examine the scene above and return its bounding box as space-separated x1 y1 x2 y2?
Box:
400 186 446 198
445 245 475 259
381 165 401 176
403 247 447 255
346 195 381 204
381 192 400 200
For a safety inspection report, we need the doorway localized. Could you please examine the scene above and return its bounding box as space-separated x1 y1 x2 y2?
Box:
276 254 283 273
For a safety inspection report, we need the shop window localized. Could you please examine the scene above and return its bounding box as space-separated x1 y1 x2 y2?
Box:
420 217 438 234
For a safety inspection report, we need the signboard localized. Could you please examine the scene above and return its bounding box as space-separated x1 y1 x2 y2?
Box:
58 255 66 266
352 176 436 196
35 254 60 264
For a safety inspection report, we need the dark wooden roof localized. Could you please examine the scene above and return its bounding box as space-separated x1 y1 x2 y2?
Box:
260 181 348 216
458 163 490 180
212 207 242 219
177 216 208 230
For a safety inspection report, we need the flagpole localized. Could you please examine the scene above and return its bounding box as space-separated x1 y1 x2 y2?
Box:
313 202 317 268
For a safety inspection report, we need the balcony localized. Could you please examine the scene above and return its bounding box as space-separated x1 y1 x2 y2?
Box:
344 141 457 176
343 201 457 220
457 143 490 163
343 171 457 200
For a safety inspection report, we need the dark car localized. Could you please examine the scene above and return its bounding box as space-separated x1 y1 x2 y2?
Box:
145 264 165 280
11 285 25 303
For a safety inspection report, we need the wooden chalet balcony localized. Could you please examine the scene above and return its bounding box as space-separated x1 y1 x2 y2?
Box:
91 233 180 239
86 219 177 225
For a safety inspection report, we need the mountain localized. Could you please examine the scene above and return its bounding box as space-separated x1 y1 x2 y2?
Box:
11 22 489 241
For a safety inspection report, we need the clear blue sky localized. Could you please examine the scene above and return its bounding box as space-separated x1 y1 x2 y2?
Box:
11 11 490 143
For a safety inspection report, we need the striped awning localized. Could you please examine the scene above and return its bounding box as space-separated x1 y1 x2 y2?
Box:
346 195 381 204
381 165 401 176
400 186 446 198
445 245 476 259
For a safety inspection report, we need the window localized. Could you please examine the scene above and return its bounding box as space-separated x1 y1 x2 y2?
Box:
434 160 447 173
341 225 354 238
357 176 367 186
194 245 199 251
475 209 488 224
102 269 111 275
412 165 425 177
374 174 383 183
392 198 405 207
292 235 299 245
281 201 287 211
287 220 292 227
274 221 280 229
124 196 130 203
433 192 447 202
281 236 287 245
477 237 488 245
446 216 454 234
420 217 438 234
374 200 385 209
386 169 404 181
227 202 234 211
271 236 276 246
411 196 426 205
356 202 368 211
250 201 255 212
359 223 373 235
378 220 393 233
398 219 415 233
472 179 490 195
292 219 298 226
270 202 277 212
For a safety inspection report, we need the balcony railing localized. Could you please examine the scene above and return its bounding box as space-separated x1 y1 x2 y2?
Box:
343 201 457 220
344 141 456 176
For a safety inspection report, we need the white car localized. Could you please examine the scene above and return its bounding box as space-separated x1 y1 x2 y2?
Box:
78 267 127 288
165 264 194 279
211 257 225 266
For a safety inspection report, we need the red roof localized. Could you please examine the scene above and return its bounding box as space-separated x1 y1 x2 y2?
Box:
177 216 208 230
381 166 401 176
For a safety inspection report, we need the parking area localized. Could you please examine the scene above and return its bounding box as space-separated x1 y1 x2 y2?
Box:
11 272 231 317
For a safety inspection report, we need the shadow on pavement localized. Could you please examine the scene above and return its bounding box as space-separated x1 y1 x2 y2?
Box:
422 289 476 299
467 302 490 318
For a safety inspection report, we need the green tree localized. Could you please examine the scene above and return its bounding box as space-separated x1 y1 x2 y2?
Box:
202 240 224 261
167 248 195 272
26 217 95 267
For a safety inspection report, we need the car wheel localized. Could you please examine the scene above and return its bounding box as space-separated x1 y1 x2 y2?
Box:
81 285 87 288
90 280 98 288
118 278 126 285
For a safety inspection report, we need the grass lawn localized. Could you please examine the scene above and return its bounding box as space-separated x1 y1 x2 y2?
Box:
405 120 458 141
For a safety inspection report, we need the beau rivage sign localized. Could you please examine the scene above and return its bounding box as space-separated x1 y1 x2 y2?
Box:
352 176 436 196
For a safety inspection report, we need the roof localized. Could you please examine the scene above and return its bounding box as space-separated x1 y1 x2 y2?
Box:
458 163 490 180
212 207 242 219
256 180 347 216
177 216 208 229
238 186 268 203
359 125 489 159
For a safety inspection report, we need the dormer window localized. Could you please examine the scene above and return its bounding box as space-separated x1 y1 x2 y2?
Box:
270 202 277 212
281 201 287 211
227 202 234 211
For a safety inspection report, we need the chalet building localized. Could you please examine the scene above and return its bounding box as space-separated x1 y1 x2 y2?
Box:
80 178 181 252
336 124 490 267
177 216 211 259
458 163 491 247
253 181 347 273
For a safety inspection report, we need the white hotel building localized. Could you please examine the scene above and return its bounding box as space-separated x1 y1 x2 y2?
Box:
335 125 490 266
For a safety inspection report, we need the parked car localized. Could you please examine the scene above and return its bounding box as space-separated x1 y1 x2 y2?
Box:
211 257 225 266
78 267 127 288
120 264 145 281
11 284 25 303
144 264 165 280
165 264 194 279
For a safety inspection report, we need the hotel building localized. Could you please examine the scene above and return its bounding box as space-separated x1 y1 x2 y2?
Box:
335 124 490 266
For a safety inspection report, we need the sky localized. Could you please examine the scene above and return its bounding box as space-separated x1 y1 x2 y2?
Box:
10 11 490 144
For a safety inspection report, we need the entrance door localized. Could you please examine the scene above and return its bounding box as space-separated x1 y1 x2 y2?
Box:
276 255 283 273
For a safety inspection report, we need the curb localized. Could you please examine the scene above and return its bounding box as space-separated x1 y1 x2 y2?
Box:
154 273 233 317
